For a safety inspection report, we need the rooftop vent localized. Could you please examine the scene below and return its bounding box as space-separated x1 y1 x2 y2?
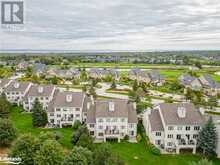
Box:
177 107 186 118
66 94 72 102
109 101 115 112
14 82 20 88
38 86 44 93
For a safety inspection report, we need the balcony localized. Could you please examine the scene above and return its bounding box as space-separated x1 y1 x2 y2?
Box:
61 117 73 122
178 139 195 146
105 129 120 135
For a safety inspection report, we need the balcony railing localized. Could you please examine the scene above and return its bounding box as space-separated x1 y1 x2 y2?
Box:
105 129 120 135
178 139 195 146
61 117 73 122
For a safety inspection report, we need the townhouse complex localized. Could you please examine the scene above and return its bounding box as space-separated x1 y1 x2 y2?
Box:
0 79 138 143
143 103 205 154
179 74 220 96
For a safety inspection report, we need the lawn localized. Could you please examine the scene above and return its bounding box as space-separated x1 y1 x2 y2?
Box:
9 107 220 165
9 106 73 149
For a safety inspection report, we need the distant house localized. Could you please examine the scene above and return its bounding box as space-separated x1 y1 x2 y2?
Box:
4 81 32 105
104 68 120 80
33 63 47 76
128 68 165 86
143 103 205 154
87 99 137 143
46 68 80 79
178 74 202 91
147 70 165 86
88 68 119 80
16 61 29 71
23 84 56 111
128 68 142 81
199 74 220 96
0 79 13 94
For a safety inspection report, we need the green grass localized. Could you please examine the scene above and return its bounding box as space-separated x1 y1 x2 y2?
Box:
9 107 220 165
9 107 73 149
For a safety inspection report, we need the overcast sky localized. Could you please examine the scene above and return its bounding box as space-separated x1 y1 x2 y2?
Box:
1 0 220 51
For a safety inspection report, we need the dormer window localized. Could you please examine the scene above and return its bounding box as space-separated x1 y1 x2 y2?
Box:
38 86 44 93
14 83 20 88
109 101 115 112
66 94 72 102
177 107 186 118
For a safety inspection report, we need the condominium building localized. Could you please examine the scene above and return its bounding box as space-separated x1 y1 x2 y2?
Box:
47 91 88 127
4 81 32 105
87 99 138 143
143 103 205 154
23 84 56 111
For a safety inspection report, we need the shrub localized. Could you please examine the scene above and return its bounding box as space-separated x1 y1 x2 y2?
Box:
123 135 129 141
72 120 81 130
0 119 16 147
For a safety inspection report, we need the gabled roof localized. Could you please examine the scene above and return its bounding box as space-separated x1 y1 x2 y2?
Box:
128 68 142 76
199 74 220 88
87 99 137 123
179 74 197 86
5 81 31 92
147 70 164 81
48 91 85 112
159 103 205 125
149 109 164 131
0 79 12 88
25 84 55 97
33 63 47 74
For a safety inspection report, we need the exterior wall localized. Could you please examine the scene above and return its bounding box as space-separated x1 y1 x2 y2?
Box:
23 88 56 111
163 125 200 150
48 106 83 127
87 117 137 142
5 84 32 105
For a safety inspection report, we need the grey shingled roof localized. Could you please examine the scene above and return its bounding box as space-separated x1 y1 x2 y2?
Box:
147 70 164 81
200 74 220 88
159 103 205 125
87 99 137 123
179 74 197 86
149 109 164 131
25 84 55 97
86 104 96 123
33 63 46 74
48 91 85 112
0 79 12 88
128 68 142 76
5 81 31 92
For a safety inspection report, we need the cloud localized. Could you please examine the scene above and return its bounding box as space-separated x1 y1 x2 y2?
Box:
1 0 220 51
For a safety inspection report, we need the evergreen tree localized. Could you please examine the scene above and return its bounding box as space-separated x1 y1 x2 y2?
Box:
110 80 116 89
132 80 138 91
32 99 48 127
197 117 217 157
208 96 218 109
0 93 11 118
